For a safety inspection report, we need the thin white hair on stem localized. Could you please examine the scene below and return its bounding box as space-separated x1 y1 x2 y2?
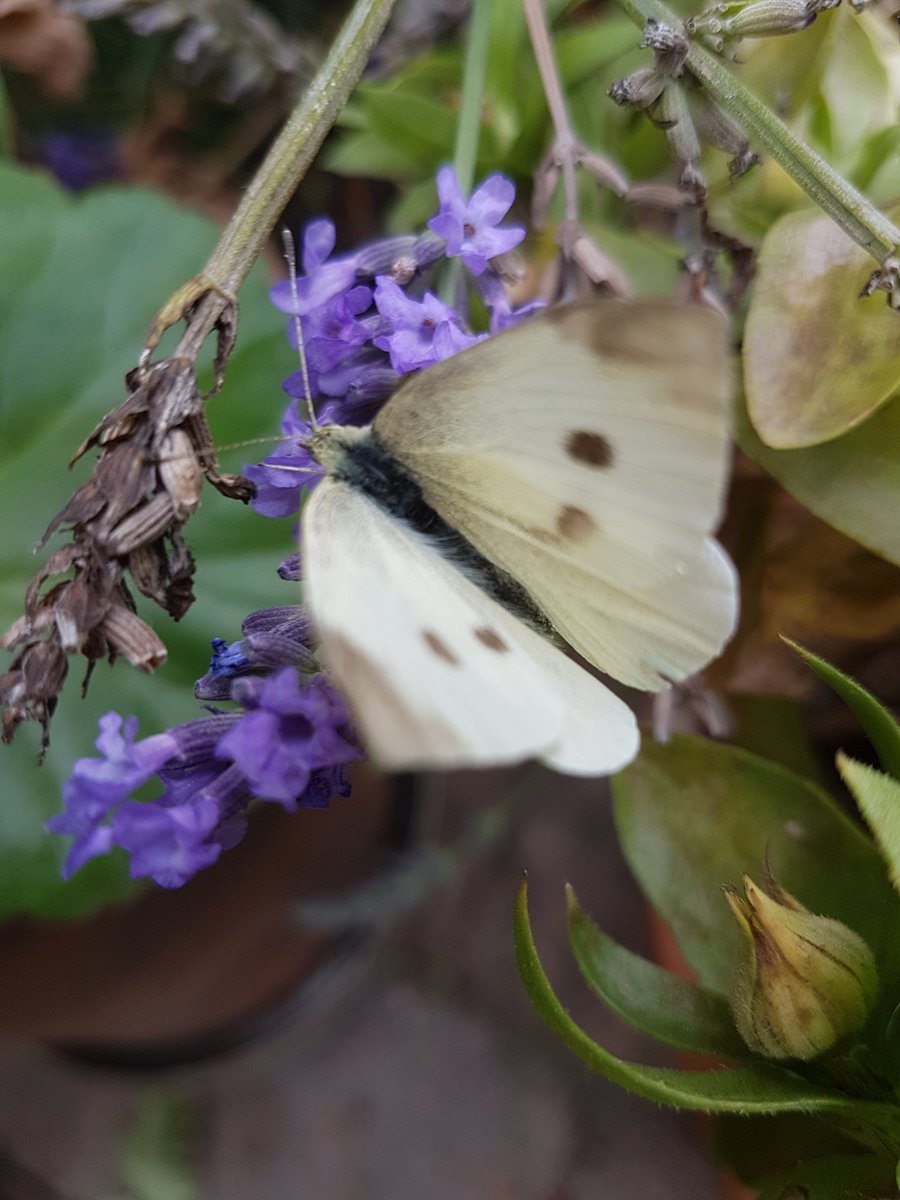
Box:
282 228 317 430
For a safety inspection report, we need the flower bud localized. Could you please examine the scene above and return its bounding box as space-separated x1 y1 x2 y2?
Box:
726 874 878 1060
719 0 816 37
686 87 759 177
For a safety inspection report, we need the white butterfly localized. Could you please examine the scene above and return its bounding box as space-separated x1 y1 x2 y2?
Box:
300 300 738 775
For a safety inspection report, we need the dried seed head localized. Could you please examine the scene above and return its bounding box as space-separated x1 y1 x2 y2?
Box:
99 606 168 672
577 152 630 197
158 428 203 517
569 234 633 296
687 86 760 176
608 65 667 110
640 18 689 74
655 83 706 194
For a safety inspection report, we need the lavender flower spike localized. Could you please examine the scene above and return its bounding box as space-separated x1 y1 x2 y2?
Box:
427 166 525 276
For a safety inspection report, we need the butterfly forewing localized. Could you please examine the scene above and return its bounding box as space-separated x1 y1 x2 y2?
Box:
302 477 567 770
373 301 737 690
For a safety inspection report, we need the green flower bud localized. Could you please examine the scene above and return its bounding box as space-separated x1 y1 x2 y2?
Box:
719 0 816 37
726 874 878 1060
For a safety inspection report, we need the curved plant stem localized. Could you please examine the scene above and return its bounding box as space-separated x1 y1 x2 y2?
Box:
615 0 900 266
155 0 397 365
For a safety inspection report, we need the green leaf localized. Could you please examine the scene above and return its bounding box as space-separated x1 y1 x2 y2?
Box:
735 390 900 568
359 86 458 164
566 885 750 1059
743 207 900 449
611 736 900 1021
714 1112 868 1189
515 880 900 1148
0 163 291 918
755 1153 899 1200
784 640 900 779
838 756 900 898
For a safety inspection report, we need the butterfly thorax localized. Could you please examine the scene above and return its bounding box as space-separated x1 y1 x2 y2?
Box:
307 423 549 631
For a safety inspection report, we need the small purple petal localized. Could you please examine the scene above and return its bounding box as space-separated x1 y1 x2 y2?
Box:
114 796 222 888
302 218 336 273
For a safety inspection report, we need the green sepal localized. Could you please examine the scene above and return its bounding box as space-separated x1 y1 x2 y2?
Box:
565 885 749 1059
838 755 900 900
784 639 900 779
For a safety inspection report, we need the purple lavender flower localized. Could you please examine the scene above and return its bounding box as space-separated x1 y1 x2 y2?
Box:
45 713 179 877
113 795 222 888
269 219 358 317
373 277 483 373
427 167 525 276
473 269 546 334
244 400 322 518
38 130 122 191
217 669 360 809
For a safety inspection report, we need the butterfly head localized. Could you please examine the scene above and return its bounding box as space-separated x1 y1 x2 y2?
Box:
304 423 368 474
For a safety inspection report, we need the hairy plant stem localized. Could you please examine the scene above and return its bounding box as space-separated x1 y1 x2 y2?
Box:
156 0 397 367
615 0 900 265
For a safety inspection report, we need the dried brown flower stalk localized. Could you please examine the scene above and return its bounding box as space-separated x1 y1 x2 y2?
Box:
1 354 252 753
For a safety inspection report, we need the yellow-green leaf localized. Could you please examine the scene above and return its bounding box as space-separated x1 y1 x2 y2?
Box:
838 754 900 896
744 207 900 449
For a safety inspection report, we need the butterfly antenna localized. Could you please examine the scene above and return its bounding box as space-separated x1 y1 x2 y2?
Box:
282 228 317 430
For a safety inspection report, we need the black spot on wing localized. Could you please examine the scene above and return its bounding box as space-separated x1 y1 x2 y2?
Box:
423 630 461 665
556 505 596 542
474 626 509 652
565 431 614 468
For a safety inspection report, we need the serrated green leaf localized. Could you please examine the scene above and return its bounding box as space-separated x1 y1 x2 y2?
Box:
735 390 900 568
566 885 749 1059
743 207 900 449
784 641 900 779
611 736 900 1027
0 163 291 918
515 880 900 1148
838 756 900 898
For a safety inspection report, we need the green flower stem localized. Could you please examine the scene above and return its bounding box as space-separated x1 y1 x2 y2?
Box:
163 0 397 363
207 0 397 291
440 0 493 306
615 0 900 265
452 0 493 197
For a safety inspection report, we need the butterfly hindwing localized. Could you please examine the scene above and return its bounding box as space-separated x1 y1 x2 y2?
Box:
373 300 737 689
